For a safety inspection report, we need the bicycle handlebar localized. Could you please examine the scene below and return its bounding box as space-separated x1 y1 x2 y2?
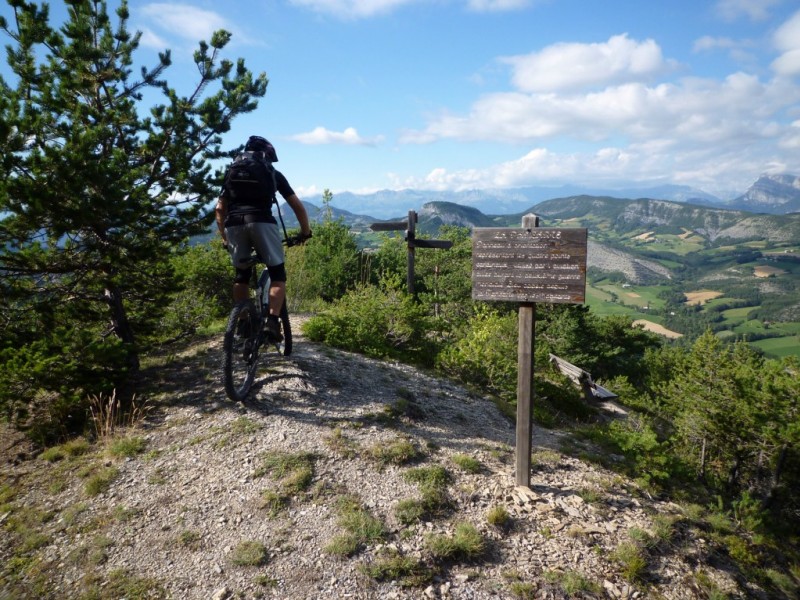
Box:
284 232 312 247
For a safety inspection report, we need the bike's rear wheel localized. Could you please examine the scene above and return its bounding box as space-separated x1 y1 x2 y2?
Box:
223 300 259 402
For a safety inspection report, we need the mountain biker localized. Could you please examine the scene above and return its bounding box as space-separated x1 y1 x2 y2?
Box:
215 135 312 343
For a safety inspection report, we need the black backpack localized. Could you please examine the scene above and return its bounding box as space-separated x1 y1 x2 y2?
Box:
224 151 276 207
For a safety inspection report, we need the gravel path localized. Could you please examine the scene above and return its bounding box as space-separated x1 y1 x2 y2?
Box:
1 316 749 599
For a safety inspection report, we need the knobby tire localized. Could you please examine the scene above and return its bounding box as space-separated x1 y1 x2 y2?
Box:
223 300 259 402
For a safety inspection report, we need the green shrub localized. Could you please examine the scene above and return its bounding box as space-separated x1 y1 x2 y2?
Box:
169 240 231 320
303 277 434 363
436 305 518 397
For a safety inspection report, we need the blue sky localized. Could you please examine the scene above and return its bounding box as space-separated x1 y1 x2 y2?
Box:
3 1 800 200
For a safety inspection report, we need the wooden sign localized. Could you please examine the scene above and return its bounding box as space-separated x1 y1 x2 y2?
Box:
472 227 587 304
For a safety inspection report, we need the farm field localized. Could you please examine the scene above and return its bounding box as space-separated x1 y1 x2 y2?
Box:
594 282 667 310
751 335 800 358
628 231 705 255
585 286 643 318
685 290 724 305
633 319 683 339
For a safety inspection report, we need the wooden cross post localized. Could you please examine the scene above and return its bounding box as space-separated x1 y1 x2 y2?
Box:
407 210 416 295
370 210 453 298
516 214 539 487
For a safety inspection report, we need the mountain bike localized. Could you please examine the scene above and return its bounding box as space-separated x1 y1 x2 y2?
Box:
222 234 307 402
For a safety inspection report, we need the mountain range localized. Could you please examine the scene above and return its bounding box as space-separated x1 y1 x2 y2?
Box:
276 173 800 243
297 173 800 220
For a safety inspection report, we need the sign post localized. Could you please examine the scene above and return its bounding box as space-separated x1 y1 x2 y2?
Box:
472 214 587 488
371 210 453 296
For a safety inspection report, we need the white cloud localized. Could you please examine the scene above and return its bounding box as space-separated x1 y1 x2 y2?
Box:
467 0 531 12
501 34 671 93
289 0 530 18
288 0 418 18
405 67 799 150
140 4 231 44
289 126 383 146
693 36 738 52
771 10 800 76
715 0 781 21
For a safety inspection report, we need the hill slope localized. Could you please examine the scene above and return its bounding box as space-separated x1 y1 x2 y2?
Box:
1 324 758 599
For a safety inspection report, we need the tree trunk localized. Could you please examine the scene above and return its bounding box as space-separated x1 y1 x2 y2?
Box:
764 445 789 509
727 454 741 492
105 284 140 377
698 438 707 482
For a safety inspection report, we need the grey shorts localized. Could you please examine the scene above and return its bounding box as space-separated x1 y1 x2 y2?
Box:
225 221 285 269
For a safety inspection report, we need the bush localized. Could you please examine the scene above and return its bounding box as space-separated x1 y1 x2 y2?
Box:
436 305 518 397
302 276 435 364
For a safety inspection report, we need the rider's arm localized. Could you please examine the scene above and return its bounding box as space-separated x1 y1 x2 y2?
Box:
285 194 312 238
215 196 228 245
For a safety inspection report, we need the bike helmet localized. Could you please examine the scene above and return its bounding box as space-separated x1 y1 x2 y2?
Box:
245 135 278 162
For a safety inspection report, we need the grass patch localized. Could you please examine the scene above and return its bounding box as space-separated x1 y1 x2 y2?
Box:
255 451 316 495
486 505 511 528
452 453 482 474
426 522 485 561
325 495 387 557
107 435 147 458
362 549 434 587
40 438 92 463
610 541 647 582
259 490 289 518
543 569 602 595
79 568 166 599
508 580 537 599
177 530 202 551
402 464 450 489
230 540 269 567
323 427 359 458
366 437 421 468
230 416 262 435
395 465 453 525
84 466 120 497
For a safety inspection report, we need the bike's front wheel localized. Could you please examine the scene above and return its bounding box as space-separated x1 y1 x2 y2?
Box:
279 300 292 357
223 300 259 402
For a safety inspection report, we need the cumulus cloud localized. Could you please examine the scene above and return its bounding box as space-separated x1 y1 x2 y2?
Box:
139 4 232 46
467 0 532 12
403 27 800 150
501 34 671 93
693 36 738 52
289 126 383 146
289 0 530 18
288 0 419 18
715 0 781 21
771 10 800 76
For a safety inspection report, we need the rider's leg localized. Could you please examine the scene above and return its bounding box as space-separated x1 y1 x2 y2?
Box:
268 281 286 316
233 282 250 302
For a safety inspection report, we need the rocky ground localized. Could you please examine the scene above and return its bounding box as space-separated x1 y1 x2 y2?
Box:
1 317 756 599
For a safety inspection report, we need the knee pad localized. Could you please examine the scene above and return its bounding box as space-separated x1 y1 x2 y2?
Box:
234 266 252 284
267 263 287 283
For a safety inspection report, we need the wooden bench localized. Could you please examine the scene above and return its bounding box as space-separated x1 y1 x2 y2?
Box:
548 354 618 401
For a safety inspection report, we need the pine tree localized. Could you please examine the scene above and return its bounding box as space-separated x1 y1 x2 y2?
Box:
0 0 267 415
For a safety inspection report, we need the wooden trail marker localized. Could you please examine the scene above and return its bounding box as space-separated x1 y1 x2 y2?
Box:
472 214 588 487
371 210 453 295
